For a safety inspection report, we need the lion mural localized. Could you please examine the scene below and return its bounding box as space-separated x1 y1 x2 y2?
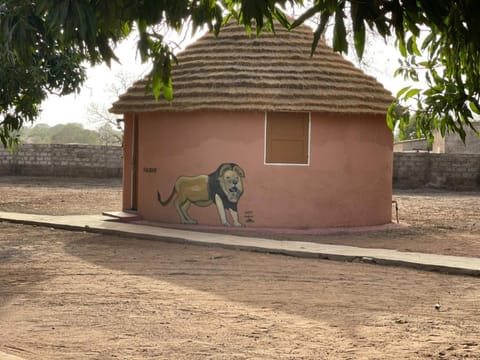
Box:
157 163 245 226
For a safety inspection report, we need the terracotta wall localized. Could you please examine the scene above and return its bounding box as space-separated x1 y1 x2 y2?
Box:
123 110 393 228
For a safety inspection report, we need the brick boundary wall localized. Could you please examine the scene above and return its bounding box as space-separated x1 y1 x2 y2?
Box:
393 139 429 152
394 153 480 190
0 144 122 178
1 145 480 189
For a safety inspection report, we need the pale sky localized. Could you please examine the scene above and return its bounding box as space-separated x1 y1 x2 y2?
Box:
37 38 149 129
37 25 412 130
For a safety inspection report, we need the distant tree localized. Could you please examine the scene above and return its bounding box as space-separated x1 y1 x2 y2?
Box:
86 69 139 140
50 123 100 144
395 113 427 142
22 123 107 145
22 123 53 144
97 123 123 146
396 119 420 142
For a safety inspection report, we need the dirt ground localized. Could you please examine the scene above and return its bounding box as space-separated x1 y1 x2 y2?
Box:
0 176 479 359
0 176 479 257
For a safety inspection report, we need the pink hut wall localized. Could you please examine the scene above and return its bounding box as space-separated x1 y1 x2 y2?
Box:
122 110 393 228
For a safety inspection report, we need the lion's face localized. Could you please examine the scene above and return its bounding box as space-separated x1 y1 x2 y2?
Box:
219 169 244 203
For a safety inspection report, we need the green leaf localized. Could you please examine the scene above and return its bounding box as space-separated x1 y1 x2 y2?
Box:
353 23 366 59
396 86 411 98
163 77 173 102
386 103 397 130
151 71 162 101
333 9 348 53
350 0 366 58
469 101 480 114
121 22 131 37
398 37 407 57
421 32 435 51
272 8 289 30
406 36 421 56
440 118 446 137
291 4 321 30
404 88 420 99
423 87 440 97
310 12 330 56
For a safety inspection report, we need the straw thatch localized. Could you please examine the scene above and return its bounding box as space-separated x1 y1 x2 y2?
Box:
110 21 393 115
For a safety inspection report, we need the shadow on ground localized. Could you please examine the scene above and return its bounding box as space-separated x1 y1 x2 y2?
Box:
63 233 465 325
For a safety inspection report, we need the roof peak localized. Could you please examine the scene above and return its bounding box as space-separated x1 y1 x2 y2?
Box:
111 21 392 115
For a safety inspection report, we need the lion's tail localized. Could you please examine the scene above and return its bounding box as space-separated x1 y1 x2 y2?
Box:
157 188 175 206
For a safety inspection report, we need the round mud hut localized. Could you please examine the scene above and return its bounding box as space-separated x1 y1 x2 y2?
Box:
110 21 394 229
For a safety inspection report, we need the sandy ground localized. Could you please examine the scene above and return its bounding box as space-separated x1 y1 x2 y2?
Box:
0 176 480 359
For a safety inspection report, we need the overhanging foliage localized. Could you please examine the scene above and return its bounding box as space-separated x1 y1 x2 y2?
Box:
1 0 479 148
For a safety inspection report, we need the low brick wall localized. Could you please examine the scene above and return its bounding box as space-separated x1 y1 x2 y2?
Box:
393 138 429 152
2 145 480 189
432 126 480 154
0 144 122 178
394 153 480 190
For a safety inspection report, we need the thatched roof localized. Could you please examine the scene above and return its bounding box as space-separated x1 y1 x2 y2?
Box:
110 21 393 115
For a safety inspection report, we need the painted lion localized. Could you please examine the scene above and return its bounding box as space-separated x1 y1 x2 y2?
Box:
158 163 245 226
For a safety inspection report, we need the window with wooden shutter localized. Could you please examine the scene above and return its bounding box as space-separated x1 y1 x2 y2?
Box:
265 112 310 165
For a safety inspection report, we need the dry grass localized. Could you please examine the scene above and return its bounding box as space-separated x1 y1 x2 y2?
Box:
110 21 392 115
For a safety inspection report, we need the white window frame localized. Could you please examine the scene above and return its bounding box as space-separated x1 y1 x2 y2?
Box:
264 111 311 166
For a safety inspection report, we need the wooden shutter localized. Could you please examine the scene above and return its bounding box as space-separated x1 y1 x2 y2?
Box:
266 112 309 164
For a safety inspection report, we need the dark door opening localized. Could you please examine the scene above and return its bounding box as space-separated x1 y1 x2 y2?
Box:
130 114 139 211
